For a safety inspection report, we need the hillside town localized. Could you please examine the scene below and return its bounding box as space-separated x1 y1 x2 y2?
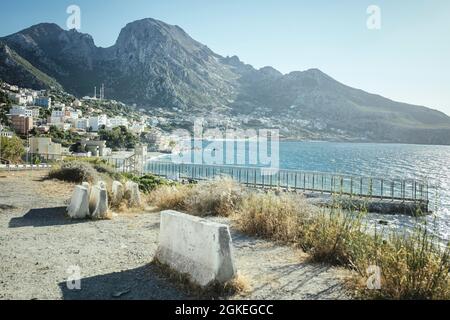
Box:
0 81 183 163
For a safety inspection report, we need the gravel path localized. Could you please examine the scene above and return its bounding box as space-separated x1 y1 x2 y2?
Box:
0 170 351 300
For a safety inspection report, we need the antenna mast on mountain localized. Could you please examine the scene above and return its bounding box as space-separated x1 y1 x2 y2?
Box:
101 83 105 100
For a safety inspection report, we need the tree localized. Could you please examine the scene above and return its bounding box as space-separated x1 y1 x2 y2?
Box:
0 136 25 164
98 126 139 150
0 89 12 126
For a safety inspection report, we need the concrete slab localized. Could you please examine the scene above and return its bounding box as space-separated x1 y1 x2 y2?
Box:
156 210 237 287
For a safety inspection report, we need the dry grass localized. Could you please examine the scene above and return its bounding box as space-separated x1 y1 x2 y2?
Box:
147 177 243 217
183 177 244 217
233 192 313 243
148 184 193 211
150 258 250 298
148 178 450 300
234 191 450 300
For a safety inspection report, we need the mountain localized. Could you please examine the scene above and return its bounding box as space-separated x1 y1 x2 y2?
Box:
0 41 62 90
1 18 450 145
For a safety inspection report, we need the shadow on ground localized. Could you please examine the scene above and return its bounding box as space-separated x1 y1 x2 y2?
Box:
9 207 89 228
59 264 192 300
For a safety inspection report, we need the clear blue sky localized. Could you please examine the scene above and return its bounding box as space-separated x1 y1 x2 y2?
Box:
1 0 450 115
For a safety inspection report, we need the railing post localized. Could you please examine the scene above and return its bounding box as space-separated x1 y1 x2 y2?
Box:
322 175 324 194
294 173 298 190
350 177 353 198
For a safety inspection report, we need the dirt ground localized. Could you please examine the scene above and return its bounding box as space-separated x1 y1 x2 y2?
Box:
0 170 351 300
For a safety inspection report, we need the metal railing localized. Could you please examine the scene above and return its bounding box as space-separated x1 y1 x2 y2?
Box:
145 160 429 203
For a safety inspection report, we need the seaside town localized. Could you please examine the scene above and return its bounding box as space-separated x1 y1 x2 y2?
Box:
0 81 185 163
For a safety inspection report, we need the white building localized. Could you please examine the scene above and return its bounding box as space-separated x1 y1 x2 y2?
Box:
89 115 108 131
129 122 145 134
0 131 13 138
49 109 65 124
51 122 72 131
9 106 39 118
8 94 27 105
9 106 27 116
74 118 89 130
107 116 128 129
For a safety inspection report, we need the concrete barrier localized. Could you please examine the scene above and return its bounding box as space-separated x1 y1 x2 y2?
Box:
90 185 109 219
67 186 90 219
125 181 141 207
97 181 107 189
112 181 124 205
155 210 237 287
81 182 91 196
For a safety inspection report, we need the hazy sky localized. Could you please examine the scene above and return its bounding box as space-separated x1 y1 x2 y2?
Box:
1 0 450 115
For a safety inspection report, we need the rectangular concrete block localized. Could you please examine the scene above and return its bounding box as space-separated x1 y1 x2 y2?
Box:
156 210 237 287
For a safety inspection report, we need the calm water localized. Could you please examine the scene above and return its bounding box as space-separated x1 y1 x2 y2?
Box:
277 141 450 242
159 141 450 242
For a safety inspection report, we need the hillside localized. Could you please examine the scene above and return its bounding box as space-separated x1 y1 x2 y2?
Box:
1 19 450 145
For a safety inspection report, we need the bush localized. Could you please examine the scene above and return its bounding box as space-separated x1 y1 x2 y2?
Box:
122 173 173 193
48 161 98 183
93 162 122 180
235 192 314 243
148 177 243 217
184 177 244 217
0 136 25 164
148 184 193 211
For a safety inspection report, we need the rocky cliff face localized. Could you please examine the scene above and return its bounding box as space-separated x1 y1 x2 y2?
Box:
1 18 450 144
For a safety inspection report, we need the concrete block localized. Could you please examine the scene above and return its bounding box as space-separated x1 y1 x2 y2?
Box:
90 185 109 219
156 210 237 287
112 181 124 205
81 182 91 196
97 181 107 189
67 186 90 219
125 181 141 207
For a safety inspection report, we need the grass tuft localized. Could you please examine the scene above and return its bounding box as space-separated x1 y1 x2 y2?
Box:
148 179 450 300
150 258 250 298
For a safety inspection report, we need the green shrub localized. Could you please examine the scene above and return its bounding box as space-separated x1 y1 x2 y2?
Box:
122 173 173 193
93 162 122 180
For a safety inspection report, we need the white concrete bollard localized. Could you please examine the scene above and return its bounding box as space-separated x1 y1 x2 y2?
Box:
97 180 107 189
82 182 91 196
156 210 237 287
67 186 90 219
112 181 124 205
90 185 109 219
125 181 141 207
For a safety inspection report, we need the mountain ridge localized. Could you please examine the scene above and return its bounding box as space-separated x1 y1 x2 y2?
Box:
1 18 449 145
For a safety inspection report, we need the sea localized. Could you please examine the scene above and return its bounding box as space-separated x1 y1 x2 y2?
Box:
154 141 450 242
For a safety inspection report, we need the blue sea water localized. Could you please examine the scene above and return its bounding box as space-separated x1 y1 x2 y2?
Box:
157 141 450 242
